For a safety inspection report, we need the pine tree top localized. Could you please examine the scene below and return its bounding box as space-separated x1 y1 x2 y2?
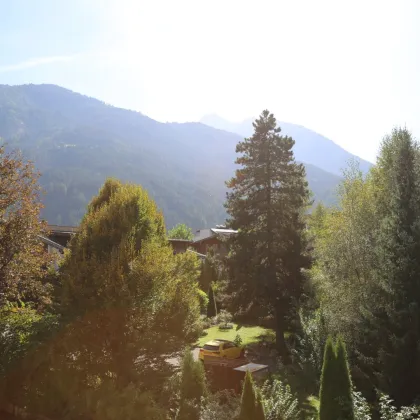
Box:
239 371 257 420
319 337 354 420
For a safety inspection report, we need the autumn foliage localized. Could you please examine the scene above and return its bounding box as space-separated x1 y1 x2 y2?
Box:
0 145 52 306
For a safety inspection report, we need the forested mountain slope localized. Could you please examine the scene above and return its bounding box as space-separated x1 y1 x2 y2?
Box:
0 84 344 227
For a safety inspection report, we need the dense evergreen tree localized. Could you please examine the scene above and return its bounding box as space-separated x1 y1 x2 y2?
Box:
179 349 207 404
309 128 420 407
207 285 217 318
225 110 310 358
255 391 266 420
334 337 354 419
177 349 207 420
239 371 258 420
360 129 420 406
319 337 354 420
319 337 337 420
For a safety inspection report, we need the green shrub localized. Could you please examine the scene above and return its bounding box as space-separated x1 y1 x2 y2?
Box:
233 334 243 347
217 310 232 327
291 309 327 396
378 394 419 420
200 390 239 420
311 390 420 420
261 378 301 420
180 349 207 404
218 323 234 330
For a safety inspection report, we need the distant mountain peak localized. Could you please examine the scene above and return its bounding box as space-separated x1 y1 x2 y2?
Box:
200 114 373 175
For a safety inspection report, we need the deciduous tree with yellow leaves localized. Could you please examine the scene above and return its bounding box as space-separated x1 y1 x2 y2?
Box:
0 145 52 306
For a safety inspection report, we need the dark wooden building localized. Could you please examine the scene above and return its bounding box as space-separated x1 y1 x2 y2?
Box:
192 228 237 256
45 225 237 259
47 225 79 247
169 238 193 254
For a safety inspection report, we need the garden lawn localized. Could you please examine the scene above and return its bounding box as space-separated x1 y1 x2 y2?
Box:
196 323 274 347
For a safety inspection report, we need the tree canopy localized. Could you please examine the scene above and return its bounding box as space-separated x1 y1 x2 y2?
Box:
5 119 420 418
0 145 52 307
225 110 310 357
168 223 194 240
1 178 203 419
310 128 420 408
58 179 202 388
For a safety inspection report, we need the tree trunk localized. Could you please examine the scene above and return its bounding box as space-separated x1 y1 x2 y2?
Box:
275 303 290 364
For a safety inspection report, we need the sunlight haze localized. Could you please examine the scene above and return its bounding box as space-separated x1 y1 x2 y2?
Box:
1 0 419 162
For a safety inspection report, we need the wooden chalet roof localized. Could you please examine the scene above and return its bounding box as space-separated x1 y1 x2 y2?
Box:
47 225 79 235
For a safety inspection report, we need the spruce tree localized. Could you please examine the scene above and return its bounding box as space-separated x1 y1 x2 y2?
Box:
178 349 207 420
319 337 354 420
239 371 257 420
180 348 207 404
207 285 217 318
319 337 337 420
334 337 354 419
225 110 310 358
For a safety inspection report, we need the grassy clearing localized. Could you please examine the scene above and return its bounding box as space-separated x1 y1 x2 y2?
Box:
196 323 275 347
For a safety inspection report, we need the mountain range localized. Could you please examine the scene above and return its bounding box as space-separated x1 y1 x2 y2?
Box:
200 114 372 176
0 84 372 228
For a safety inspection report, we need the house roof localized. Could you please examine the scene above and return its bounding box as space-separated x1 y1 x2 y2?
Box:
47 225 79 235
211 228 237 236
233 363 269 373
187 249 206 260
193 228 212 242
38 235 65 251
45 224 236 246
193 228 237 244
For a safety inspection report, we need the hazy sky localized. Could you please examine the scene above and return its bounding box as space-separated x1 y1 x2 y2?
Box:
1 0 419 163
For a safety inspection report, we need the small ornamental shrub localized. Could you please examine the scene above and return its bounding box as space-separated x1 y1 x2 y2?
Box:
218 323 234 330
234 334 243 347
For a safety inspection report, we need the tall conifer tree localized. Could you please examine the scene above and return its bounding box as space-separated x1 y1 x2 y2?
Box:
334 337 354 419
255 391 266 420
360 128 420 405
177 349 207 420
319 337 354 420
225 110 309 357
239 371 258 420
207 285 217 318
319 337 337 420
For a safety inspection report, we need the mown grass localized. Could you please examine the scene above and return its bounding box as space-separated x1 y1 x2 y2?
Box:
196 323 275 347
